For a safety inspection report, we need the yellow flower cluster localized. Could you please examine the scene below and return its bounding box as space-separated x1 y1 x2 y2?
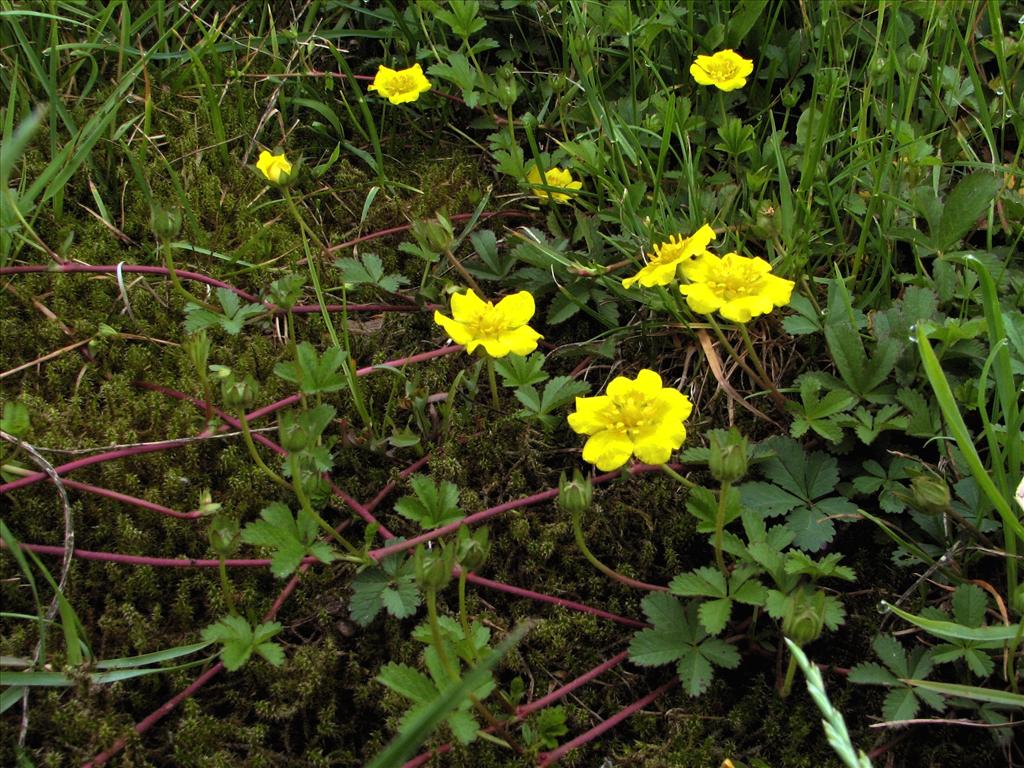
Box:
433 289 542 358
527 165 583 204
256 150 293 185
367 63 432 105
623 224 793 324
690 49 754 92
568 370 693 471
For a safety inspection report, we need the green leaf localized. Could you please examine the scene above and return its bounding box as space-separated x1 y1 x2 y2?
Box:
494 353 548 388
873 634 910 677
738 481 801 518
784 551 856 582
848 662 898 686
698 598 733 635
881 601 1022 644
882 687 921 721
698 637 741 670
1 401 30 438
629 596 690 667
784 505 836 551
366 621 530 768
274 342 348 394
521 706 568 750
675 646 715 697
427 54 479 107
538 376 590 415
903 678 1024 708
350 548 421 626
687 485 744 532
393 475 464 530
669 567 727 598
240 502 336 578
934 173 1000 251
184 288 264 335
201 616 283 671
951 583 987 628
334 253 409 294
788 376 856 443
377 663 437 705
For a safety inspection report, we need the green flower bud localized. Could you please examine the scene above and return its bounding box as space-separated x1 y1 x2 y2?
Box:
781 81 803 109
782 586 827 646
197 488 222 516
150 204 182 242
222 374 260 411
455 525 490 572
557 469 593 516
279 413 310 454
411 216 455 255
905 50 926 75
869 55 889 81
494 65 520 111
910 474 951 514
708 428 749 484
208 364 233 380
208 514 240 557
414 543 455 592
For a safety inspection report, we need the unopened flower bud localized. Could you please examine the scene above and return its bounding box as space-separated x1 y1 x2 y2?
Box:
557 469 593 516
905 51 926 75
208 364 233 380
208 514 240 557
781 83 803 109
223 374 259 411
708 428 749 484
910 474 951 514
411 216 455 255
414 543 455 592
783 586 827 646
279 413 310 453
150 204 182 242
198 489 222 516
456 525 490 572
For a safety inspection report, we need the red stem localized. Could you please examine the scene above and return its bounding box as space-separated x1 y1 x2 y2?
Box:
369 462 672 561
537 679 678 766
324 210 531 254
402 650 631 768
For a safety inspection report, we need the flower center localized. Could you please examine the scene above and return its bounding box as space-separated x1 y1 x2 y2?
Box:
705 261 764 299
707 61 738 81
389 73 415 93
468 310 508 338
609 393 659 436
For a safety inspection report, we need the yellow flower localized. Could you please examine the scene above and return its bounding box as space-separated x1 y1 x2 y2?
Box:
678 252 794 323
367 63 432 105
433 289 542 358
622 224 717 289
256 150 293 184
690 50 754 92
526 165 583 204
568 369 693 472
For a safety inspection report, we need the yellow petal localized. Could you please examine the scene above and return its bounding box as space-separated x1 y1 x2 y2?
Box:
498 325 542 356
433 312 474 345
477 337 511 357
633 369 665 395
605 373 639 400
680 251 719 282
581 430 634 471
450 289 489 322
494 291 536 326
657 388 694 421
567 396 614 435
679 282 725 315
